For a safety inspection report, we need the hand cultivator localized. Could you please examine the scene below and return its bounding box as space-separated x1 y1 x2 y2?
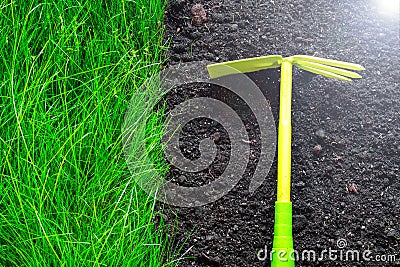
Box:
207 55 364 266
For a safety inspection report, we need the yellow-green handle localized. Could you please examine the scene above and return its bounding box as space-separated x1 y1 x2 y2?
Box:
276 59 293 202
272 59 295 267
271 201 295 267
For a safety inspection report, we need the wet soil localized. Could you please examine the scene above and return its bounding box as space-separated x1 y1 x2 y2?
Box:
159 0 400 266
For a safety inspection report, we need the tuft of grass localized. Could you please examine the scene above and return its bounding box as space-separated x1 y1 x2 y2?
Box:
0 0 177 266
145 103 170 177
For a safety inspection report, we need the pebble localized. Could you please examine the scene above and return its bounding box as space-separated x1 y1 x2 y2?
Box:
191 4 207 26
386 228 397 237
230 24 239 31
210 132 220 142
315 129 326 138
313 144 322 154
295 181 306 187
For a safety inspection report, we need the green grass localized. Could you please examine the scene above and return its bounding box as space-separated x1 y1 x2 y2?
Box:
145 104 170 177
0 0 177 266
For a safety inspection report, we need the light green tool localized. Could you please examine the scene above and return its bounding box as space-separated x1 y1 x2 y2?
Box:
207 55 364 266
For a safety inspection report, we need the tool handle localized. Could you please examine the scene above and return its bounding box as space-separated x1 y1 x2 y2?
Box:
271 201 295 267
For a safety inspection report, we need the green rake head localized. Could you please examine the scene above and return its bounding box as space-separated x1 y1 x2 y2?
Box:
207 54 365 81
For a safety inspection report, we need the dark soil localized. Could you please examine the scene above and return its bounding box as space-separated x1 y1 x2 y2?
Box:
159 0 400 266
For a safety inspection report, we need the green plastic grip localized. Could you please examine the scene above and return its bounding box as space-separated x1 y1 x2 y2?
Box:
271 201 295 267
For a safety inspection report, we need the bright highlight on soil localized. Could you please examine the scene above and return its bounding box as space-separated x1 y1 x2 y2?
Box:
375 0 400 16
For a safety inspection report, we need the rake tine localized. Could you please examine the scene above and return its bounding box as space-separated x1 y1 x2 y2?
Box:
293 62 353 82
207 55 282 78
295 60 363 79
292 55 365 71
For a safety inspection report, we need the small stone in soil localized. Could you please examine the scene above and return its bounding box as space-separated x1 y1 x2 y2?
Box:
347 183 358 193
386 228 398 238
191 4 207 26
315 129 326 138
313 144 322 154
210 132 220 142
